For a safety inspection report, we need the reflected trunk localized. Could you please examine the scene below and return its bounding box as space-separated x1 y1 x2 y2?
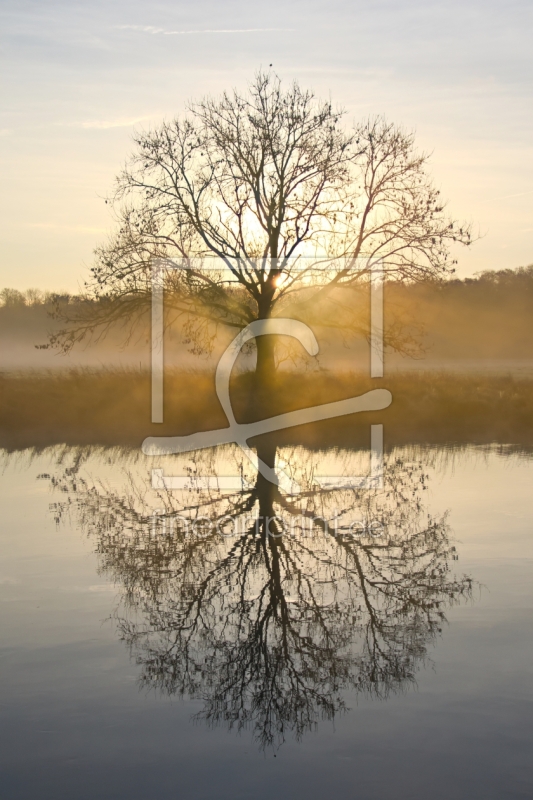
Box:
255 438 278 518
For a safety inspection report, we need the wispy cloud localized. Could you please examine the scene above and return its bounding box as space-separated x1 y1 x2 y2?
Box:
116 25 164 34
79 115 152 129
116 24 292 35
487 189 533 202
54 116 153 130
24 223 107 233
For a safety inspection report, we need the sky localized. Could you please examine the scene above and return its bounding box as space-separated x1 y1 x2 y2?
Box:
1 0 532 291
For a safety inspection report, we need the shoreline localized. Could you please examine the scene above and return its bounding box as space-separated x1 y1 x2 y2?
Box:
2 369 533 452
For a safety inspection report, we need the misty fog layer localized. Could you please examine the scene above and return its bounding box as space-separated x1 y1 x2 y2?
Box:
1 267 532 374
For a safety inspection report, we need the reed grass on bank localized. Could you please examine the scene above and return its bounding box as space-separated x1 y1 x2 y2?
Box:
1 368 533 452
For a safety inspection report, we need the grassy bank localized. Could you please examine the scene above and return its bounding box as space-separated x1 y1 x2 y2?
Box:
1 368 533 453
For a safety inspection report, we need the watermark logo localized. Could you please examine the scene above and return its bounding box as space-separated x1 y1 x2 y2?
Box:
142 258 391 493
147 508 386 540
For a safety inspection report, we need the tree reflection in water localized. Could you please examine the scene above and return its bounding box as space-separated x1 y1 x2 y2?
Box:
49 441 473 749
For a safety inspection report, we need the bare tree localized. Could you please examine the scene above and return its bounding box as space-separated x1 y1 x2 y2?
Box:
54 72 472 379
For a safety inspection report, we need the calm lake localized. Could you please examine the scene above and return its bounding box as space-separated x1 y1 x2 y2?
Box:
1 443 532 800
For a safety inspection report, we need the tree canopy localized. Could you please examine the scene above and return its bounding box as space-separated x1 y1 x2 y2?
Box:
55 72 472 373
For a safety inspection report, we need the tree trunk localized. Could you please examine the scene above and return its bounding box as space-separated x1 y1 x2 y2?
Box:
255 279 277 390
253 279 277 410
255 333 276 382
254 333 277 419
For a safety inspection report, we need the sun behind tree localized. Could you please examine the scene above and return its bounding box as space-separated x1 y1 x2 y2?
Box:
54 71 472 382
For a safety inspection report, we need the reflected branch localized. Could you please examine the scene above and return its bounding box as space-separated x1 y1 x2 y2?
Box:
46 443 473 749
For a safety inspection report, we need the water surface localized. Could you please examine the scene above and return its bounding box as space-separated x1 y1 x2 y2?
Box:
1 445 532 799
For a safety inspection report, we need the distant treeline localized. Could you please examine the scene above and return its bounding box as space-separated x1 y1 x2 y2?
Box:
390 263 533 310
1 264 533 362
0 288 73 307
387 265 533 358
3 265 533 309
